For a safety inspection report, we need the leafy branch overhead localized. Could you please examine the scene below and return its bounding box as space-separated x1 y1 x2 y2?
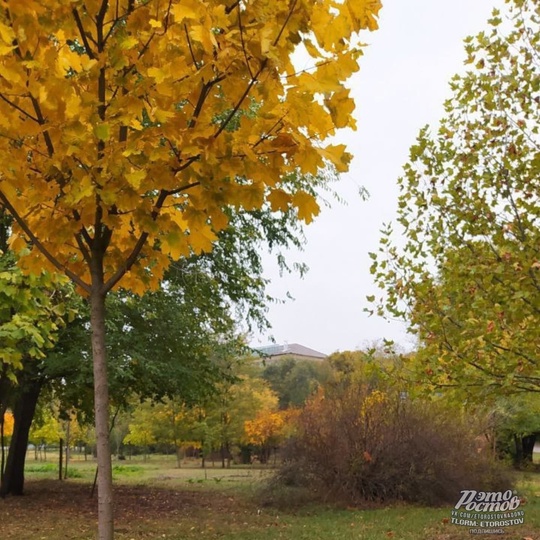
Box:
370 0 540 396
0 0 380 295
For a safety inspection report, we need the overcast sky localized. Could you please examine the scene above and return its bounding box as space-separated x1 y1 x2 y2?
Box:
252 0 504 356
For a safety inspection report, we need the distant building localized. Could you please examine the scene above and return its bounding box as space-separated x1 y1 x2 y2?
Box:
255 343 327 363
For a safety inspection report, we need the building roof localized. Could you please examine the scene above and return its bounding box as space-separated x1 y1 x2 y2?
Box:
256 343 327 360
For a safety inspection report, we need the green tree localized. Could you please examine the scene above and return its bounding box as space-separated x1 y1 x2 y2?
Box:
123 402 157 460
28 404 62 460
0 220 77 496
188 365 279 466
0 195 322 496
370 0 540 396
491 393 540 467
261 358 330 408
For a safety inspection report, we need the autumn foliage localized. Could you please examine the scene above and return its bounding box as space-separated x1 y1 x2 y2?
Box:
370 0 540 395
0 0 381 294
244 408 297 462
1 410 14 440
279 385 510 505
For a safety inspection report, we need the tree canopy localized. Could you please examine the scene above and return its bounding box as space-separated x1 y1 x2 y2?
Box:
370 0 540 396
0 0 378 294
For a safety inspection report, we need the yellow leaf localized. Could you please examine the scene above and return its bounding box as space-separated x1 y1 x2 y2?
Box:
346 0 382 32
0 64 22 84
210 209 228 231
147 66 167 83
65 93 82 120
162 229 190 261
119 36 139 50
154 108 175 123
319 144 351 172
268 189 291 212
324 88 356 129
292 191 320 224
303 39 320 58
0 22 15 45
172 2 199 22
38 85 48 104
0 44 15 56
189 226 217 255
259 26 273 55
295 147 323 175
125 170 146 189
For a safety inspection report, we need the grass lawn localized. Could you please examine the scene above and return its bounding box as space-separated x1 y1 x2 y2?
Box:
1 452 539 539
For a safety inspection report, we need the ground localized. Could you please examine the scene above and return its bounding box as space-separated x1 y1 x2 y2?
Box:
1 455 539 539
1 480 255 539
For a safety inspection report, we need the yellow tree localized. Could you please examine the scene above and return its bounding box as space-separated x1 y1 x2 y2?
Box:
1 410 13 478
1 410 13 440
244 408 297 463
0 1 380 537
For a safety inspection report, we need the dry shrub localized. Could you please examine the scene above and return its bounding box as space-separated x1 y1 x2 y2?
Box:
277 385 511 506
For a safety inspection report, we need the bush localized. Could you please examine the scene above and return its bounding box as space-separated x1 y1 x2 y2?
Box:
277 385 511 506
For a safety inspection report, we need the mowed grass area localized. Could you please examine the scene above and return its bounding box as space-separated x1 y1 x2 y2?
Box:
1 452 540 539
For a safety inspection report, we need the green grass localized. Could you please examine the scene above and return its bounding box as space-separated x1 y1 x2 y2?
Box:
25 462 58 473
25 462 83 478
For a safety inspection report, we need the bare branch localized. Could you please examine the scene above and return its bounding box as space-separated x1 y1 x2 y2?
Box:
28 96 55 157
225 1 240 15
102 189 168 293
273 0 298 47
237 5 254 79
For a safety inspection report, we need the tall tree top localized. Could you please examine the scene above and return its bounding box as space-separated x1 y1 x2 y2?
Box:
0 0 380 295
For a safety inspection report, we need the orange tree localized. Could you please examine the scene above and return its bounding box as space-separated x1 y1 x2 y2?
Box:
0 1 380 537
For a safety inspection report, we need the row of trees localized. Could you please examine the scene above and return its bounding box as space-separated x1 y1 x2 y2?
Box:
2 355 330 469
3 344 537 508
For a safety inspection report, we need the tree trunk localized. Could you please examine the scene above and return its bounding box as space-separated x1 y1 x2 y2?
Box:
522 434 537 464
513 434 537 468
0 405 5 482
90 284 114 540
0 378 41 496
64 421 70 480
0 368 9 482
59 438 63 481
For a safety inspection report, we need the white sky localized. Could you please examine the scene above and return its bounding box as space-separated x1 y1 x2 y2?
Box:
252 0 504 355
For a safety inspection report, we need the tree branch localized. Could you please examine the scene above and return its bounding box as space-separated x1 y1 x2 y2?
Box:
0 190 91 293
0 94 39 122
72 8 97 59
214 60 267 140
101 189 168 293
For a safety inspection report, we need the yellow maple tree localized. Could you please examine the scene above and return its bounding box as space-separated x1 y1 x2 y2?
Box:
0 1 381 537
